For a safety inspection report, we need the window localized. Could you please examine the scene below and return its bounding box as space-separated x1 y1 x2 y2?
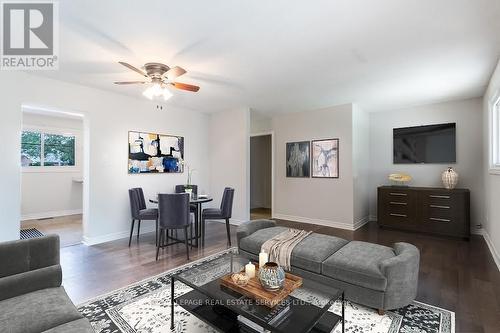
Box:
21 131 76 167
491 97 500 172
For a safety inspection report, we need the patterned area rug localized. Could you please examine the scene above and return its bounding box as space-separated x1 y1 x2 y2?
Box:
77 249 454 333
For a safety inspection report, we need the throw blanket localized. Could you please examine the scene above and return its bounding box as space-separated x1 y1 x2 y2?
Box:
261 229 312 270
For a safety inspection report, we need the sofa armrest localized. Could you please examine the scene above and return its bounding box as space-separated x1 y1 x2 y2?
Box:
236 219 276 247
379 242 420 309
0 235 62 301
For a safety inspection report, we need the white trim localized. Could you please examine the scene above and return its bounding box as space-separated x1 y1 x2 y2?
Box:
249 131 275 218
21 209 82 221
82 224 157 246
476 228 500 272
488 95 500 171
489 168 500 175
272 213 368 231
353 216 370 230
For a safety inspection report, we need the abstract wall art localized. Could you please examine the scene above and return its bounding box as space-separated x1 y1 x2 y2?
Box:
128 131 184 174
286 141 310 177
312 138 339 178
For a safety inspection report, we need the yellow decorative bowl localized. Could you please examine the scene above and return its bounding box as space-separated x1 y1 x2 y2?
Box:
388 173 412 185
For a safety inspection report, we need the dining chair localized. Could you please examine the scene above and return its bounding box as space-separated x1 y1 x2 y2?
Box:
175 184 198 241
201 187 234 247
128 188 158 247
156 193 191 261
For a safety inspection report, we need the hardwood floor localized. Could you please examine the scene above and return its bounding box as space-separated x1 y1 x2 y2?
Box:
250 207 272 220
22 214 82 247
60 219 500 332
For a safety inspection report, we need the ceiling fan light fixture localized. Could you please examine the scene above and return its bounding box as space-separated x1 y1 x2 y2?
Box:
142 83 173 101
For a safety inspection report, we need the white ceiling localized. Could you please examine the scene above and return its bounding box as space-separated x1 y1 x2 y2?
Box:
33 0 500 114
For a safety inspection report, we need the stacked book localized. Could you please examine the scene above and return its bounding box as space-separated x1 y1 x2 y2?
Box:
237 298 291 332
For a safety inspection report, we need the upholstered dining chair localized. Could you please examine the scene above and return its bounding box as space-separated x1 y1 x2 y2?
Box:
128 188 158 247
156 193 191 261
175 184 198 241
201 187 234 247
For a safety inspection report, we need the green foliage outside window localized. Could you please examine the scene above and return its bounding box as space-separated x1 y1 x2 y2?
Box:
21 131 76 167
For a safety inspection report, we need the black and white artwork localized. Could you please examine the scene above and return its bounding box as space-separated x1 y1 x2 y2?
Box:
312 138 339 178
286 141 310 177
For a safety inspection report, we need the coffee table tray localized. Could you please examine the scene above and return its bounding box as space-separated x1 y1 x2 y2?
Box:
220 266 303 308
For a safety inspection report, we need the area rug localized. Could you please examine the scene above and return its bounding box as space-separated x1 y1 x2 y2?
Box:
77 249 454 333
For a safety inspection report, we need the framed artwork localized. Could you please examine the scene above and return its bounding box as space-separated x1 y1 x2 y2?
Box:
311 138 339 178
128 131 184 174
286 141 310 177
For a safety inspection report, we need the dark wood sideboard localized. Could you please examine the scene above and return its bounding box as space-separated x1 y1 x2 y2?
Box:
377 186 470 239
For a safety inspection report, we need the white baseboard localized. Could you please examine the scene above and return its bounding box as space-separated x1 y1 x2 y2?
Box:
353 216 370 230
22 209 83 221
272 213 368 231
476 228 500 272
82 218 246 246
82 224 156 246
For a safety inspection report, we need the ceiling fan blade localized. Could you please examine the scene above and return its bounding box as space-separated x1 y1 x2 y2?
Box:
114 81 147 85
172 82 200 92
165 66 187 80
118 61 148 77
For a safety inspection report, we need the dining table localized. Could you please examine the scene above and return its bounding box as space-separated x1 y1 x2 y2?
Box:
150 194 213 247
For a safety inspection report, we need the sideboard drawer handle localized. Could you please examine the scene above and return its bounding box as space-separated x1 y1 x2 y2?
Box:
430 205 450 209
390 202 407 205
429 217 451 222
429 195 450 199
390 193 407 196
390 213 407 217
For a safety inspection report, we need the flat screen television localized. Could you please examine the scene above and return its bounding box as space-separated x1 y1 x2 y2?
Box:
393 123 456 164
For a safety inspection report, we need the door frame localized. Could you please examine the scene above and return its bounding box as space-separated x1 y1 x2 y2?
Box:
249 131 275 217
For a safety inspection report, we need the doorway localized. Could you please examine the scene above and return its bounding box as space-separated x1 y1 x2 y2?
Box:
250 133 273 220
20 106 85 247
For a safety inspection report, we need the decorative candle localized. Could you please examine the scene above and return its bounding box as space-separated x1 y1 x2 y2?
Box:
245 262 256 278
259 252 268 268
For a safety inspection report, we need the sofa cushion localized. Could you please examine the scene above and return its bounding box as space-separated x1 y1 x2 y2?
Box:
322 241 395 291
239 226 288 254
0 287 83 333
239 226 348 273
43 318 94 333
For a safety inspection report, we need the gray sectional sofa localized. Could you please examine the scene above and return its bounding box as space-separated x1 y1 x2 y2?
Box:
237 220 420 312
0 235 93 333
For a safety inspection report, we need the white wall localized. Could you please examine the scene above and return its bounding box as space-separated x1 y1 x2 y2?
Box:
208 108 250 223
369 98 484 230
272 104 355 228
352 105 371 227
250 135 272 209
21 112 83 219
483 60 500 269
0 71 210 243
250 111 272 134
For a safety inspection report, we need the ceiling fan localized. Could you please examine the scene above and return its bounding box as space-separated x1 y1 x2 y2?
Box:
114 62 200 100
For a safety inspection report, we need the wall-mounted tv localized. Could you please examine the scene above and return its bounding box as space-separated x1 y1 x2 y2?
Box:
393 123 456 164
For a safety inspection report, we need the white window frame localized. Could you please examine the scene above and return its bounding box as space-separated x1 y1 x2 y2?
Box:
22 125 81 173
490 94 500 174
